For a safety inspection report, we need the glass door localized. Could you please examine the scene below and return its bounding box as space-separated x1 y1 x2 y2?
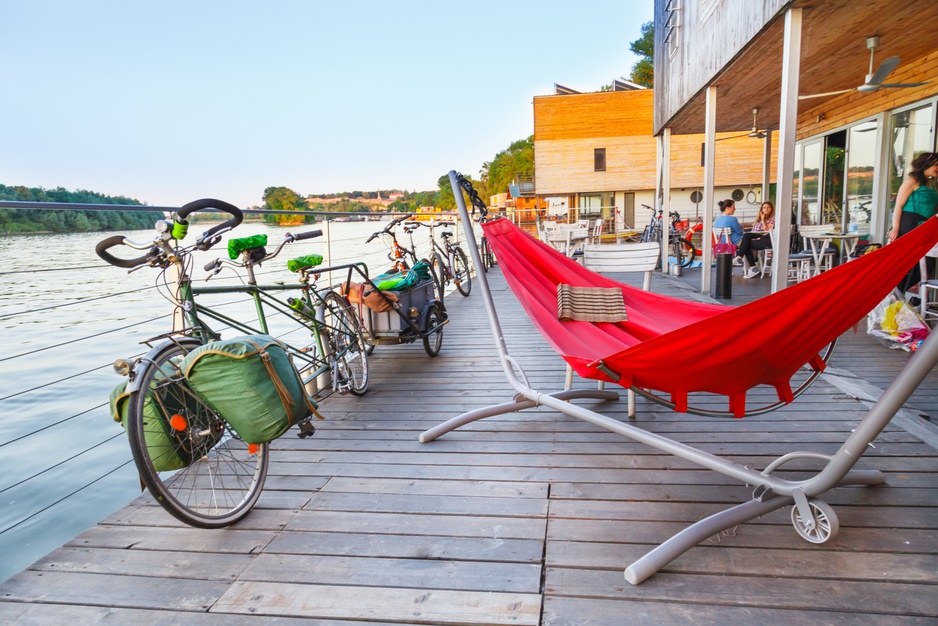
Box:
888 103 936 226
800 140 823 225
845 121 877 233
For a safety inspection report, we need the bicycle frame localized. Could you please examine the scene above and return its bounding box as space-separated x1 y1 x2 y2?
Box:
427 221 468 280
128 238 369 402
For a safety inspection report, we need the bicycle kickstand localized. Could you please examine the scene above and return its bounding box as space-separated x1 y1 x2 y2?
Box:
296 417 317 439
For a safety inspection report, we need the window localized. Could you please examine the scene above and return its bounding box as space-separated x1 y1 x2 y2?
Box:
664 0 682 58
594 148 606 172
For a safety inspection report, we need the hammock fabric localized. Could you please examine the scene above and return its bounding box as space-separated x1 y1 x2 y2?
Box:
482 216 938 417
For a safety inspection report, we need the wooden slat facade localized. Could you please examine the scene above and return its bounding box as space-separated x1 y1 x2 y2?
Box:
798 49 938 139
534 90 778 196
1 268 937 624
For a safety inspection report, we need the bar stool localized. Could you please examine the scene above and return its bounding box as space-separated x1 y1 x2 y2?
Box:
788 252 813 283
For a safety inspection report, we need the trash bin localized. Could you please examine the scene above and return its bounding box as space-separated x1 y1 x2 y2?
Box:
713 253 733 299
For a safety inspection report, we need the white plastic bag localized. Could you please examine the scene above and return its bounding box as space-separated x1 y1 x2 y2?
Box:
867 291 929 351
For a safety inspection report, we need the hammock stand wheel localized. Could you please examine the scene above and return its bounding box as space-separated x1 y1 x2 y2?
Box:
629 340 836 418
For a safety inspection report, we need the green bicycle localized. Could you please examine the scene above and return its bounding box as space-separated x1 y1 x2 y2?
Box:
97 198 369 528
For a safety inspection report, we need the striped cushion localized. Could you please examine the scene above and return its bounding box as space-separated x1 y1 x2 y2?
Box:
557 284 628 322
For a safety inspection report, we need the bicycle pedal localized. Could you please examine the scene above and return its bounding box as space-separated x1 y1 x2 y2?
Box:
297 418 316 438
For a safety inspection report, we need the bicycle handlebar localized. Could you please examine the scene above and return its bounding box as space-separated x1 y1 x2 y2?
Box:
95 235 152 269
97 198 244 269
286 229 323 242
366 214 411 243
177 198 243 247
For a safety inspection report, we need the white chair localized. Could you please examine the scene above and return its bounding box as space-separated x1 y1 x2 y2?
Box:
576 242 660 416
583 241 659 291
590 219 604 245
918 242 938 326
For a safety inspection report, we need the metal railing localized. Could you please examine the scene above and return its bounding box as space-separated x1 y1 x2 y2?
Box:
0 200 472 582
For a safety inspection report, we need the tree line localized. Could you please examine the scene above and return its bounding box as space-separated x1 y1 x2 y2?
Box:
0 185 155 234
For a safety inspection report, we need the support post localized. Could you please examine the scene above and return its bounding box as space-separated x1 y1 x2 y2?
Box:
662 127 672 273
701 86 717 295
770 7 802 293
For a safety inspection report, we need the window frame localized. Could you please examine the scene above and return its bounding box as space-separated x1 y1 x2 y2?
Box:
594 147 606 172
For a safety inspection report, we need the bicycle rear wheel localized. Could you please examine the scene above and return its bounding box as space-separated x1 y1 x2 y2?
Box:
452 246 472 296
322 290 369 395
482 237 497 269
680 240 697 267
422 301 445 357
126 337 268 528
429 251 447 300
671 236 697 268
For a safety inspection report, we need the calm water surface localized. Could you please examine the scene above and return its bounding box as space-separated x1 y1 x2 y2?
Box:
0 218 453 582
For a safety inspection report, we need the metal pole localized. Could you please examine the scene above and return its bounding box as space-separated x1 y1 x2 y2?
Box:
701 86 717 295
447 172 512 372
321 219 332 286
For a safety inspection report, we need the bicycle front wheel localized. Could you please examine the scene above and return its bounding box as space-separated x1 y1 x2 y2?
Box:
452 247 472 297
126 338 268 528
322 290 369 396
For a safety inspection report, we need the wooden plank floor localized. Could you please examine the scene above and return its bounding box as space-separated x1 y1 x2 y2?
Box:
2 267 938 624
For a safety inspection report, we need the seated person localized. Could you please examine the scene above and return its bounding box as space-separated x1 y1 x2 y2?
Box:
734 201 775 278
713 197 743 254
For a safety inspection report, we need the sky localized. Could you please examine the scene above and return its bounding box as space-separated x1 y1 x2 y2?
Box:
1 1 654 208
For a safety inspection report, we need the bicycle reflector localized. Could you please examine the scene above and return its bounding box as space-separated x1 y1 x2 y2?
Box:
169 414 188 431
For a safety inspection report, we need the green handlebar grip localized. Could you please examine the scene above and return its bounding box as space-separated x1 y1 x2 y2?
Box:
172 220 189 240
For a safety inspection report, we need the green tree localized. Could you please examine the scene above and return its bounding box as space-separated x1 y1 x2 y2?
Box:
262 186 312 225
435 175 456 210
630 21 654 88
480 137 534 198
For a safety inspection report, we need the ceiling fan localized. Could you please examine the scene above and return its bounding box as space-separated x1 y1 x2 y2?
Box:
715 108 766 141
800 36 927 100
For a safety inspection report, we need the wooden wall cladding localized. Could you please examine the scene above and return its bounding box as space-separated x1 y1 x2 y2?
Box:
798 50 938 138
534 91 655 141
535 134 776 195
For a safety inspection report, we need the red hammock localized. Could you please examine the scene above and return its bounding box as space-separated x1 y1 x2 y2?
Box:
482 217 938 417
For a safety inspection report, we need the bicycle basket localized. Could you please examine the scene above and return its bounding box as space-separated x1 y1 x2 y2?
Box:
181 335 318 444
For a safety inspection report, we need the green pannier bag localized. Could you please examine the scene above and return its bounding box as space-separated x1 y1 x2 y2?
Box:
110 373 195 472
180 334 317 444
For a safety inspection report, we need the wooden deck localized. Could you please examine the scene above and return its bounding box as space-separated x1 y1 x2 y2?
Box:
2 268 938 624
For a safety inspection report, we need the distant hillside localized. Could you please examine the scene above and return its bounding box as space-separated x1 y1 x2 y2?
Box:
0 184 154 234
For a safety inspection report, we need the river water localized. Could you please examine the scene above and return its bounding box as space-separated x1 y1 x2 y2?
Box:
0 217 454 583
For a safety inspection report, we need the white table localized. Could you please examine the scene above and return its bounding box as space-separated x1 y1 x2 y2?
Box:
803 233 860 276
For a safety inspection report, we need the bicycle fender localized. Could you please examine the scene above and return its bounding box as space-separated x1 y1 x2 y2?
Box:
125 342 180 393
